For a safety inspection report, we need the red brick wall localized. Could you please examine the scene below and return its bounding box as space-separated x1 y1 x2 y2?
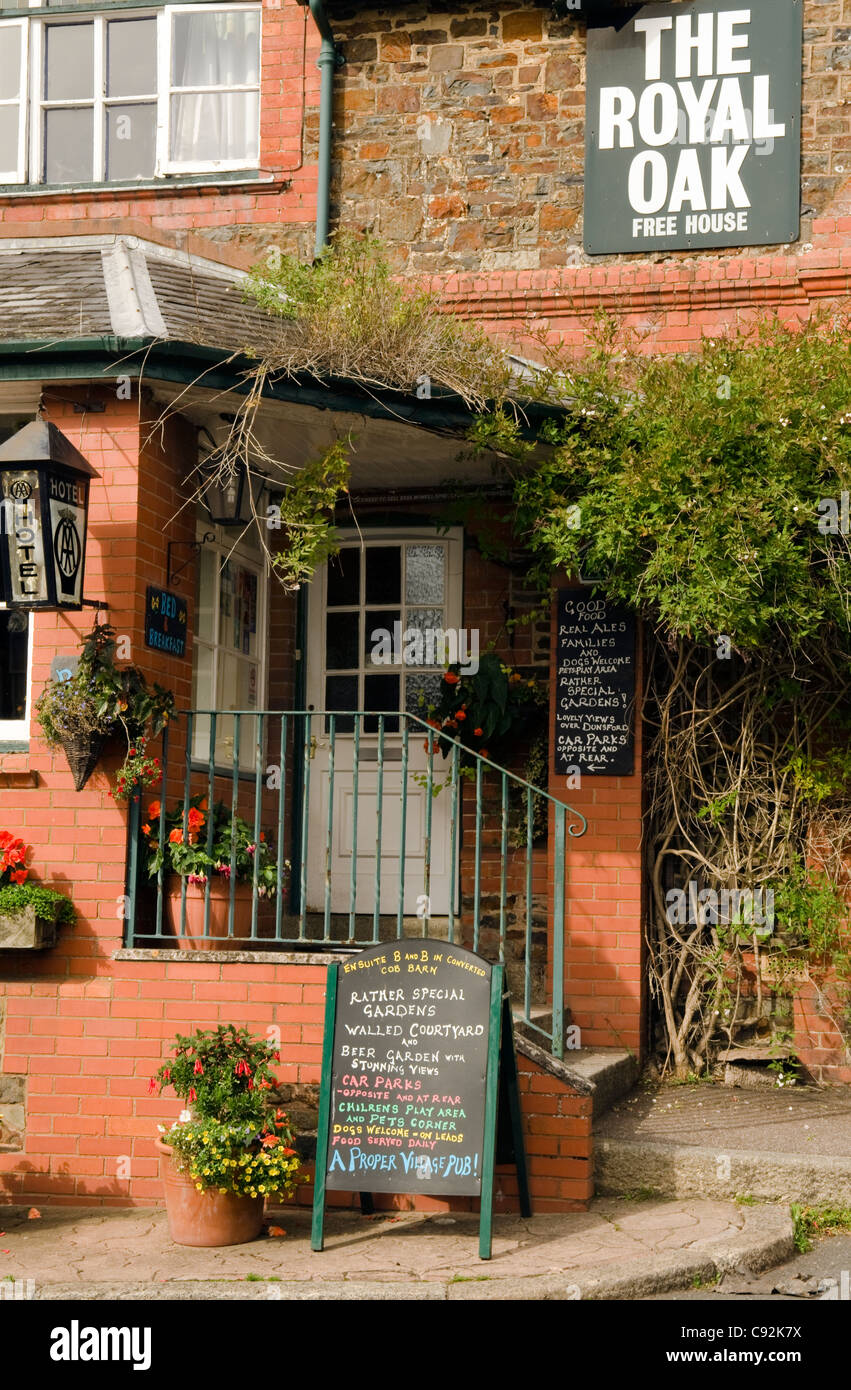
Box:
0 958 591 1211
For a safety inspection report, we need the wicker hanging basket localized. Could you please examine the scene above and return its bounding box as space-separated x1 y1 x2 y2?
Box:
59 732 106 791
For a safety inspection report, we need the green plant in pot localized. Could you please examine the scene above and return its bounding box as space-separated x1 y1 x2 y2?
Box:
35 623 174 792
0 829 75 950
151 1025 304 1247
143 796 288 947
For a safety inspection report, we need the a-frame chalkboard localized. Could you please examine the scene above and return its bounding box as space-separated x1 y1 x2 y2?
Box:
311 939 530 1259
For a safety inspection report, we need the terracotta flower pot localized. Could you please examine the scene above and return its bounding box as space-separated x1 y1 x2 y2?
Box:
163 877 255 950
155 1139 265 1247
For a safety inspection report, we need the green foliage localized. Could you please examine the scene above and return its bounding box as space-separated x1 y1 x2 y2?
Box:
143 796 286 895
431 654 546 765
161 1115 303 1201
771 862 849 964
246 230 508 406
152 1024 279 1124
0 882 75 926
35 624 175 794
512 314 851 649
791 1203 851 1253
268 441 350 590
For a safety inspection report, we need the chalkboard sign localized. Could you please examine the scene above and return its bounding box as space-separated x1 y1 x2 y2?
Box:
555 590 635 777
312 939 530 1258
144 586 188 658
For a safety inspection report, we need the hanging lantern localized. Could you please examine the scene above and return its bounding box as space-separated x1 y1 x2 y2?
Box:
200 457 265 527
0 420 98 610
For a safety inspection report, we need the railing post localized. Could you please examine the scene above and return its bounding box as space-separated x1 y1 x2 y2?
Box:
553 803 567 1060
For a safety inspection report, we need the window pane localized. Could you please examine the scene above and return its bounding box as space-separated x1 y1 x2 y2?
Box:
326 612 358 671
107 19 157 97
326 549 359 607
403 608 445 666
45 23 93 101
364 609 399 664
364 674 400 733
325 675 357 734
406 544 444 604
195 547 216 644
0 107 19 170
365 547 401 604
44 107 93 183
0 611 28 722
0 30 20 101
170 91 259 164
171 10 260 88
106 103 156 180
405 671 443 719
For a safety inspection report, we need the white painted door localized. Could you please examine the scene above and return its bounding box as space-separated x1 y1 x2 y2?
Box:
305 529 463 915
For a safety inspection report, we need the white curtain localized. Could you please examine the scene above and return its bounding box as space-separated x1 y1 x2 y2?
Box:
170 10 259 165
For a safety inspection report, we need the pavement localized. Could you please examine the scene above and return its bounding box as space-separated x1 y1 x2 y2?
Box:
596 1082 851 1205
0 1196 793 1301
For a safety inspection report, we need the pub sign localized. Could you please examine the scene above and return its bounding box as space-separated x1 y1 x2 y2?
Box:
584 0 803 254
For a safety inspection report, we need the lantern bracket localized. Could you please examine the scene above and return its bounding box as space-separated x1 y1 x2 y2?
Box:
167 532 215 587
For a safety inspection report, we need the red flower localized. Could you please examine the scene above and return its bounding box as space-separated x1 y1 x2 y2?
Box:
162 1068 171 1081
147 1077 157 1095
169 828 184 844
141 823 151 836
480 749 489 759
474 727 483 737
188 1087 197 1103
234 1059 251 1077
455 710 467 722
10 869 27 884
261 1134 279 1147
193 1059 204 1076
443 672 460 685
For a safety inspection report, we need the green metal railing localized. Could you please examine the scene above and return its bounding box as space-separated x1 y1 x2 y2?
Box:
125 709 586 1057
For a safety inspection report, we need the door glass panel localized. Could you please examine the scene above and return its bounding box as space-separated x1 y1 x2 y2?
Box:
365 546 400 604
326 548 359 606
406 544 444 604
326 612 359 670
364 674 400 734
405 671 443 718
45 23 93 100
364 609 399 663
403 608 444 666
325 675 357 734
44 107 93 183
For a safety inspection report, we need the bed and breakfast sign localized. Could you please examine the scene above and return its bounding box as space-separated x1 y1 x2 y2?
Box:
584 0 803 253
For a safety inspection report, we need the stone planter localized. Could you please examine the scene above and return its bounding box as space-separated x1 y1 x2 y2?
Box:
155 1139 265 1247
0 904 58 950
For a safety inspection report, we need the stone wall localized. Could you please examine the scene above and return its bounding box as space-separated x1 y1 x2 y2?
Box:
326 0 851 274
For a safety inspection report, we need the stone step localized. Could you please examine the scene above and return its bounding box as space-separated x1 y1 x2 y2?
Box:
595 1137 851 1206
511 1015 638 1117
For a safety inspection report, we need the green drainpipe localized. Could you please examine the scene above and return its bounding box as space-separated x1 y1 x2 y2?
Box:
307 0 344 259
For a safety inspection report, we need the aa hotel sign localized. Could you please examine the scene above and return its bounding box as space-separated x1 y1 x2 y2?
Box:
584 0 803 254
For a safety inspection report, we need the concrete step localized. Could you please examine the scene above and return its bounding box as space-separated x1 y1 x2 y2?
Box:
595 1136 851 1206
511 1017 638 1117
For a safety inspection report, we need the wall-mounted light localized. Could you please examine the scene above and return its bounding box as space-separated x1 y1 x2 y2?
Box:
200 457 266 527
0 420 99 610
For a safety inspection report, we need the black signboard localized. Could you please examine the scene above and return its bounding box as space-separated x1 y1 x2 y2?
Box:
585 0 803 254
312 939 530 1258
144 586 188 658
555 590 635 777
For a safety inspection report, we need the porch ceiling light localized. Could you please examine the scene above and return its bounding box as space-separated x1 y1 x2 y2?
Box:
200 457 266 527
0 419 98 610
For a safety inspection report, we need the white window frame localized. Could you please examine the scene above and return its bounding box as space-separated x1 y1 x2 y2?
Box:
157 3 261 175
0 613 33 745
8 2 260 186
0 19 28 184
191 522 269 769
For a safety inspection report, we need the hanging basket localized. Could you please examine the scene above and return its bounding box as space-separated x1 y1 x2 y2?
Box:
59 732 106 791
